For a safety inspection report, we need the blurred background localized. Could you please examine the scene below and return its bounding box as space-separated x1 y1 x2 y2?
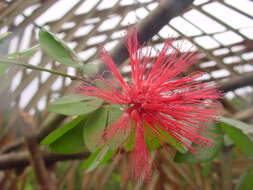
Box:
0 0 253 189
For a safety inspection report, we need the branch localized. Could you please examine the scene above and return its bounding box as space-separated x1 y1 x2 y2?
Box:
219 72 253 93
0 151 89 170
0 114 66 154
98 0 194 72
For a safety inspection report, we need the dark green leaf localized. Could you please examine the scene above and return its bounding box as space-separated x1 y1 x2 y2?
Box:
220 117 253 137
104 105 128 150
48 118 87 154
39 29 82 67
83 108 108 151
48 95 103 116
174 124 223 163
41 115 86 145
235 165 253 190
221 120 253 158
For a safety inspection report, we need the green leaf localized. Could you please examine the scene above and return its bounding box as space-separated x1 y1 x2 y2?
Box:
0 32 13 75
8 44 40 58
235 165 253 190
48 95 103 116
221 119 253 158
220 117 253 137
156 126 187 153
82 61 100 76
81 146 114 172
83 105 126 152
174 124 223 163
124 126 135 151
41 115 86 145
39 29 82 67
83 108 108 151
0 32 12 76
50 94 95 105
144 132 161 152
81 147 101 169
104 105 128 150
104 104 123 124
48 117 87 154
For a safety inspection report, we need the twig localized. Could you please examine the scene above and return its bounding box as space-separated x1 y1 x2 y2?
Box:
0 151 89 170
0 58 85 82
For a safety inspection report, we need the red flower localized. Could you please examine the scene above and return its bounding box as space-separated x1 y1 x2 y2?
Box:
76 28 221 180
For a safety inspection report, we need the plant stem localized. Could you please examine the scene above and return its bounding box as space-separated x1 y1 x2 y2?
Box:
0 58 86 81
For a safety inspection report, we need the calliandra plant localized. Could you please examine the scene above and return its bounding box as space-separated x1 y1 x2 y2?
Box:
76 28 221 180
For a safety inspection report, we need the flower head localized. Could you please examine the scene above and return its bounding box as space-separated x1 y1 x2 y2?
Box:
76 28 221 180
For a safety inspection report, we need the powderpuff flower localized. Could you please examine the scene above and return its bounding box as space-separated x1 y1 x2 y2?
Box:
76 28 221 180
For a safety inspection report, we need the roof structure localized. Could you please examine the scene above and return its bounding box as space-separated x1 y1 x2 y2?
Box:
0 0 253 116
0 0 253 189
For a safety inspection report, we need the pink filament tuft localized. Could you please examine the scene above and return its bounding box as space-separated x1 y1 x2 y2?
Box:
76 27 222 181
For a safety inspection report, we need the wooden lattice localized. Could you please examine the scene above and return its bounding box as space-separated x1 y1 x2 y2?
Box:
0 0 253 189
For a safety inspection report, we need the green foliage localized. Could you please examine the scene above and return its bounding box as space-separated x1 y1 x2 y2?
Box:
157 126 187 153
81 105 124 171
104 104 123 124
41 115 86 145
124 126 135 151
81 147 102 169
235 165 253 190
174 124 223 163
39 29 82 67
48 94 103 116
106 105 129 150
7 44 40 58
220 117 253 158
0 32 12 75
81 146 114 172
41 115 87 154
48 123 85 154
83 107 108 151
144 129 161 152
220 117 253 135
82 61 100 76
